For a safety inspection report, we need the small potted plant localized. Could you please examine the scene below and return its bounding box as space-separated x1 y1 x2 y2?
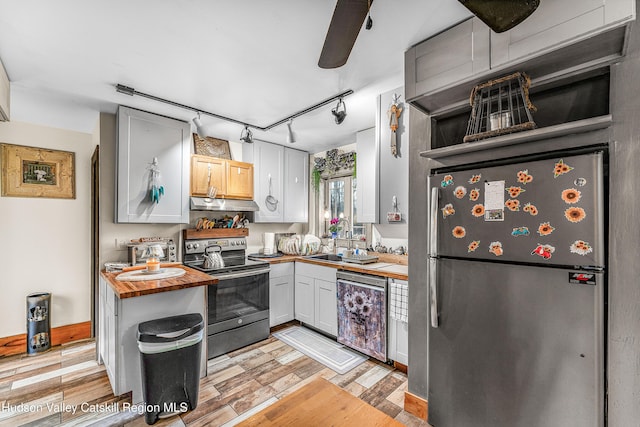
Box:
328 217 341 239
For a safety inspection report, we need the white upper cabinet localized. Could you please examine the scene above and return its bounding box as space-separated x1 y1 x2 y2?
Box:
405 17 490 101
0 59 9 121
244 141 284 222
244 140 308 223
283 147 309 223
356 127 378 223
116 106 190 223
491 0 635 68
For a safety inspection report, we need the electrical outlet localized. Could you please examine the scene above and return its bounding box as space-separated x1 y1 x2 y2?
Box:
115 239 128 250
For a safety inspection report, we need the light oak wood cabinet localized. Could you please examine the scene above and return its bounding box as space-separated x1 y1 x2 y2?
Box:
190 154 253 200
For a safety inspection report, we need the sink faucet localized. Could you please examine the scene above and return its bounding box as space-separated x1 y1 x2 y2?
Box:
338 217 352 250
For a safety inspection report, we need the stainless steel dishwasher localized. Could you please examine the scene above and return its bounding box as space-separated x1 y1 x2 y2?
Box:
336 270 387 361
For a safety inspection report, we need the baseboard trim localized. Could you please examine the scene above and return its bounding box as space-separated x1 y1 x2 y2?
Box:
0 321 91 357
404 391 428 421
393 361 408 374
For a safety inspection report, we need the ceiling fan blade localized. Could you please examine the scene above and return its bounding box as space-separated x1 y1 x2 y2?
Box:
458 0 540 33
318 0 372 69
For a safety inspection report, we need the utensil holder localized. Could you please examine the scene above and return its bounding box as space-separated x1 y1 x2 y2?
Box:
27 292 51 355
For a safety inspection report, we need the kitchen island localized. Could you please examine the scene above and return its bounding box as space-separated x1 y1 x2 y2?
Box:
99 265 215 403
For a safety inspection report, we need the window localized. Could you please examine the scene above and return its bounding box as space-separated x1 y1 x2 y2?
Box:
323 175 364 239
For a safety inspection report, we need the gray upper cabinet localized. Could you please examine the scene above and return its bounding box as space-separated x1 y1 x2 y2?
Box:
283 147 309 223
244 141 308 223
491 0 635 68
405 17 490 101
116 106 190 223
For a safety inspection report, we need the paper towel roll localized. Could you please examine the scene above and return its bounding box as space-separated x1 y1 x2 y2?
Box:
263 233 275 255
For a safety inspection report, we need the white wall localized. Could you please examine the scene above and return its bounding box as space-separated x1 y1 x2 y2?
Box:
0 121 93 336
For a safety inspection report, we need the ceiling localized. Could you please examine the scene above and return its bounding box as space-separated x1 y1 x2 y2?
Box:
0 1 471 153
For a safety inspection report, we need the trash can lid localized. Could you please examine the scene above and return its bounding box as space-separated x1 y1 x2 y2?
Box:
137 313 203 343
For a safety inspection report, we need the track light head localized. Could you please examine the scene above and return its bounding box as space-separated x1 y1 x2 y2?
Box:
193 113 206 137
240 126 253 144
286 119 296 144
332 98 347 125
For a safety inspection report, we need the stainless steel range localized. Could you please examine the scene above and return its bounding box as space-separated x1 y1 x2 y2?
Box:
183 236 270 359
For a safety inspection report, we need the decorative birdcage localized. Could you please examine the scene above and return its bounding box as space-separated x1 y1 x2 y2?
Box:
464 71 536 143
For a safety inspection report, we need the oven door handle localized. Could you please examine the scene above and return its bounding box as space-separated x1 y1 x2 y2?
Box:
213 267 271 281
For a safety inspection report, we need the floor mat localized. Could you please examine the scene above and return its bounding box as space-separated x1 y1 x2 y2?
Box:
273 326 367 374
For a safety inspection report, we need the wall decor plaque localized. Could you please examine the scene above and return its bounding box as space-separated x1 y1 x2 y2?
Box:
193 133 232 160
1 143 75 199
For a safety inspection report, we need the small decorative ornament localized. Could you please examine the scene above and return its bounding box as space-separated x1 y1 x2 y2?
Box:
468 240 480 252
469 188 480 201
574 177 587 187
441 203 456 218
554 159 574 178
388 94 403 157
454 186 467 199
489 241 503 256
570 240 593 256
441 175 454 188
532 243 555 259
511 227 530 237
148 157 165 204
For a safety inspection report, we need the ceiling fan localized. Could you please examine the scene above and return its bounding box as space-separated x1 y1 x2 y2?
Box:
317 0 540 69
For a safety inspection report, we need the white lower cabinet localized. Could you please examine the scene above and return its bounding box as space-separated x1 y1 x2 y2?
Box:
269 263 295 327
388 317 409 365
98 276 207 403
294 262 337 336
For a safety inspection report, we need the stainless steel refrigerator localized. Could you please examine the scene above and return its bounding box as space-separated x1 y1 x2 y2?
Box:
427 150 605 427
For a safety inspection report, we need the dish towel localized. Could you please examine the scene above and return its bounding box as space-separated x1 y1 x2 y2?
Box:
389 281 409 323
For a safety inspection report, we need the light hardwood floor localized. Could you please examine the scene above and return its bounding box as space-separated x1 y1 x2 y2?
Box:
0 332 430 426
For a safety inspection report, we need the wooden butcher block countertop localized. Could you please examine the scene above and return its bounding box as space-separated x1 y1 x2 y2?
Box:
101 265 216 299
250 254 409 281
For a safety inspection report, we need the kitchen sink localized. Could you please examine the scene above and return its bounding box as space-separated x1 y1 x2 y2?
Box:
306 254 343 262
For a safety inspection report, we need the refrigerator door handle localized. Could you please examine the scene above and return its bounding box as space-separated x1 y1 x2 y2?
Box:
429 257 439 328
430 186 439 257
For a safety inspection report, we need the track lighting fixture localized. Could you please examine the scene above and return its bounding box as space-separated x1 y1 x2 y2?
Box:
192 112 206 137
286 119 296 144
332 98 347 125
366 0 373 30
240 126 253 144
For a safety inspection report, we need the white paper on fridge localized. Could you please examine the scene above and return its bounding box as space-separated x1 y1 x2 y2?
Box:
484 180 505 221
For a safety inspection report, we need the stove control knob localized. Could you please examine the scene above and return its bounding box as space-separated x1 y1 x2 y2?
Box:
186 243 193 250
238 318 243 324
231 241 236 246
193 243 200 249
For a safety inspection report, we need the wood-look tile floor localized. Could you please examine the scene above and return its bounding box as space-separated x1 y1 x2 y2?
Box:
0 334 430 427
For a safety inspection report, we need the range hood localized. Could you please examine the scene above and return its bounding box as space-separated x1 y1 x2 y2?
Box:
190 197 260 212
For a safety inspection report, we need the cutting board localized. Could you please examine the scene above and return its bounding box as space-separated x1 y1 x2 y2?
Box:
116 267 186 281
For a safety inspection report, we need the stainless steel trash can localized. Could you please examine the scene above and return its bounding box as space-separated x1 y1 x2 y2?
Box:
137 313 203 425
27 292 51 355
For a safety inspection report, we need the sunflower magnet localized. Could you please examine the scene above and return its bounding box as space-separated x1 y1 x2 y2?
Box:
453 186 467 199
531 244 555 260
441 203 455 219
517 169 533 184
468 240 480 252
561 188 582 204
505 199 521 211
506 186 526 198
441 175 454 188
537 222 555 236
511 227 530 237
489 241 503 256
471 204 485 218
452 226 466 239
565 207 586 223
469 188 480 201
468 174 482 184
553 159 574 178
523 202 539 216
570 240 593 256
